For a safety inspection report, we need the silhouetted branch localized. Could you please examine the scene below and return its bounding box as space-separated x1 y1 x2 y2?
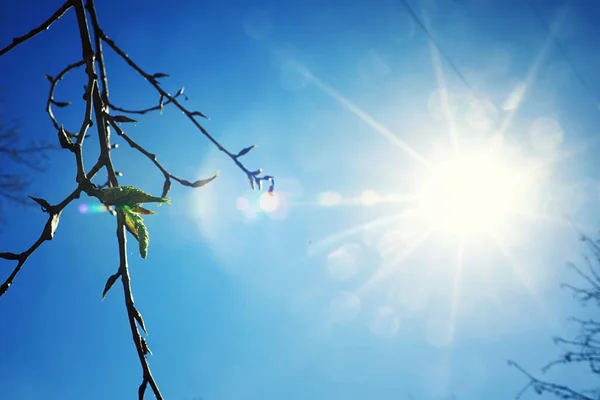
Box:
107 88 188 115
511 233 600 399
84 0 109 104
95 26 275 194
71 2 164 398
0 1 72 57
45 59 85 132
108 118 218 197
0 159 102 296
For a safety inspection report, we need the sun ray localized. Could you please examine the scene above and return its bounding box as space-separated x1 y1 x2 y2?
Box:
512 210 570 227
358 227 434 296
493 235 557 325
499 5 568 137
512 209 595 234
548 193 600 239
423 11 459 154
449 235 465 340
291 191 419 209
529 136 600 174
294 63 432 170
308 210 418 258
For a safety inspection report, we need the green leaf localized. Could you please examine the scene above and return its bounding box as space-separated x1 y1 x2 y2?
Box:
120 206 150 259
101 186 170 207
129 205 156 215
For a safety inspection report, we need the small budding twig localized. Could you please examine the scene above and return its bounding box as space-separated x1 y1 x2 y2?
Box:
107 117 219 197
107 87 188 116
94 25 275 194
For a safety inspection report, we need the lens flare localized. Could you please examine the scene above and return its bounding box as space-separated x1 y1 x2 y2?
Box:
360 189 380 206
78 203 109 214
259 191 279 213
317 191 343 206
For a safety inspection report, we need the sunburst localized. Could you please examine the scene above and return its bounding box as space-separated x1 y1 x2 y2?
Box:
294 37 594 344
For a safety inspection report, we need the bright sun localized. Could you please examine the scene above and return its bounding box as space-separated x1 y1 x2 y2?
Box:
416 145 526 236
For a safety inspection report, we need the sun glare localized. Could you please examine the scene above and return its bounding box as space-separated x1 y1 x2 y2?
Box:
417 145 526 236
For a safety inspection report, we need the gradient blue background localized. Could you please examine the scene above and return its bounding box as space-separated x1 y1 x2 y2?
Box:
1 0 599 399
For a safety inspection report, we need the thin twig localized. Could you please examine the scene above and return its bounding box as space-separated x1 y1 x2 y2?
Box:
0 1 73 57
96 28 275 193
108 118 218 195
45 60 85 131
84 0 110 105
107 90 186 115
510 232 600 399
116 211 162 400
73 0 163 397
0 160 102 296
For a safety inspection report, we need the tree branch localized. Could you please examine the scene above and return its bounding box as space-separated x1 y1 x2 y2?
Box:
73 1 163 397
95 27 275 194
107 89 187 115
0 1 73 57
0 160 102 296
45 59 85 132
108 118 218 197
510 232 600 399
1 1 276 398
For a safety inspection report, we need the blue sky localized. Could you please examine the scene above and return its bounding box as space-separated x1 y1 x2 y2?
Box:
1 0 600 399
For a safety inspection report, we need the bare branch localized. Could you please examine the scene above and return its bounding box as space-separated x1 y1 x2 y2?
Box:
0 160 102 296
0 1 72 57
107 89 187 115
116 211 163 400
511 232 600 399
45 60 85 131
96 27 275 194
108 118 218 196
